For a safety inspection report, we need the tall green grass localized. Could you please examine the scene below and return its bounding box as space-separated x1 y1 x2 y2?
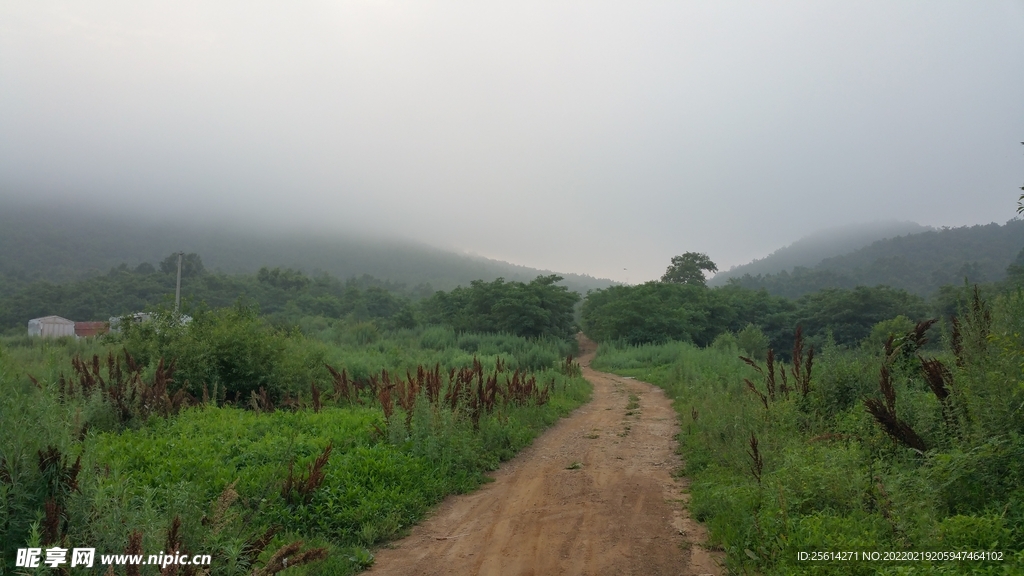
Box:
0 322 589 575
593 293 1024 575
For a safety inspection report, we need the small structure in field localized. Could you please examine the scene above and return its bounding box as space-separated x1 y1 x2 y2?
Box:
27 316 76 338
108 313 191 333
74 321 109 338
108 312 154 333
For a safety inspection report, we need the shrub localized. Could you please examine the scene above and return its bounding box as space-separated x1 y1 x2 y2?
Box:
115 303 321 403
736 323 770 361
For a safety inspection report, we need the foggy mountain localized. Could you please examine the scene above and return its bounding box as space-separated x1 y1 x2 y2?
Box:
709 220 931 286
725 219 1024 298
0 203 614 295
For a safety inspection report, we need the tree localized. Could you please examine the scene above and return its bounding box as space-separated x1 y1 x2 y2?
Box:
736 323 770 361
794 286 928 346
580 282 710 345
160 253 205 277
257 266 310 291
418 275 580 339
661 252 718 286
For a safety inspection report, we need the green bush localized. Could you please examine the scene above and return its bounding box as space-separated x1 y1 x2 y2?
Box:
114 303 324 402
711 331 738 353
419 326 456 350
937 514 1011 549
736 323 769 360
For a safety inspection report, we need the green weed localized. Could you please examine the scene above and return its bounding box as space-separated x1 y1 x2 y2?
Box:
592 300 1024 575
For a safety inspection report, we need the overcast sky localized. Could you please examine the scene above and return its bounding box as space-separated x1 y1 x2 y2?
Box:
2 1 1022 283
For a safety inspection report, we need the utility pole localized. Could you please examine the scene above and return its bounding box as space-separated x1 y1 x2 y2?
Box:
175 252 183 315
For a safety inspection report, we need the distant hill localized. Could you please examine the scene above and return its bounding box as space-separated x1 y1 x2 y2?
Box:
709 221 931 286
0 204 614 295
725 220 1024 298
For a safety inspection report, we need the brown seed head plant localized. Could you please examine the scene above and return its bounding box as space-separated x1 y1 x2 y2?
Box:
125 529 144 576
310 382 322 413
743 328 813 408
250 541 328 576
864 366 928 452
282 442 333 506
51 350 195 422
326 364 359 404
747 432 764 485
791 326 814 397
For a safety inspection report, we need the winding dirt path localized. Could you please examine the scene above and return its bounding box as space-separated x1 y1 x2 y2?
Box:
368 336 722 576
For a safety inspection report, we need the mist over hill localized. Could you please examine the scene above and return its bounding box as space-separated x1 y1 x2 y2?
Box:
709 221 931 286
724 219 1024 298
0 203 614 295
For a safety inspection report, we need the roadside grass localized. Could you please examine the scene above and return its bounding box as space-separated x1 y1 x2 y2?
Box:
592 295 1024 575
0 324 590 575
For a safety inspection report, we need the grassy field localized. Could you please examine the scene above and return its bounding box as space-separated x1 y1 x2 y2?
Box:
0 317 590 575
592 290 1024 575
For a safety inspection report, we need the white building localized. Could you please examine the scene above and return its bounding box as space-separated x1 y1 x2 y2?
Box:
27 316 76 338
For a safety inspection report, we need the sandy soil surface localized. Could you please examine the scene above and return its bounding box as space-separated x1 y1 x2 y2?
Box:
367 335 723 576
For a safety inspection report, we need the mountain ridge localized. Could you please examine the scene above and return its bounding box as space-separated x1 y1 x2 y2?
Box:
0 203 614 295
710 220 932 286
723 219 1024 297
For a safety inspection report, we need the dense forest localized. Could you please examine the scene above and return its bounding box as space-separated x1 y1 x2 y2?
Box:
0 253 582 344
0 255 413 334
719 219 1024 298
579 245 1019 358
581 281 934 355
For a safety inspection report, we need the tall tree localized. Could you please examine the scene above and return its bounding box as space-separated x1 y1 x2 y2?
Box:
661 252 718 286
159 253 205 277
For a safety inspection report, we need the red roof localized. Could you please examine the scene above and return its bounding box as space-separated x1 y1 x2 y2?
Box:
74 321 109 337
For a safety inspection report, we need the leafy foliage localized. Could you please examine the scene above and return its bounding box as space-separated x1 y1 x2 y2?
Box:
793 286 929 346
419 275 580 339
581 282 713 345
159 253 206 277
0 257 420 334
582 281 928 353
661 252 717 286
112 303 323 404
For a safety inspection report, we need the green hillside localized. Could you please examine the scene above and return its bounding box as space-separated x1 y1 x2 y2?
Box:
710 220 930 286
0 203 613 296
725 219 1024 297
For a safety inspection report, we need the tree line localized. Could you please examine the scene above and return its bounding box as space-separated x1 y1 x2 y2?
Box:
5 247 1014 355
580 251 1019 356
0 253 581 341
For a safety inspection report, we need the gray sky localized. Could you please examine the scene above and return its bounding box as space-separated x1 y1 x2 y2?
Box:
2 1 1023 283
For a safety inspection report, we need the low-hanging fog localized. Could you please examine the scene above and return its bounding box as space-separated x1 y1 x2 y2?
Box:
2 1 1022 283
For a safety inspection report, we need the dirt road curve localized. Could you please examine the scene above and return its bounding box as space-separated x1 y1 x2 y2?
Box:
368 336 722 576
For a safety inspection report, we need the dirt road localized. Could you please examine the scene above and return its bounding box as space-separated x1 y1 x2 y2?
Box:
368 336 722 576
